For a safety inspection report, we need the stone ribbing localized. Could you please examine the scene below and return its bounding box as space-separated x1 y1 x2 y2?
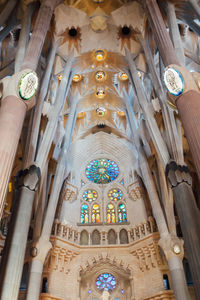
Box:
145 0 180 67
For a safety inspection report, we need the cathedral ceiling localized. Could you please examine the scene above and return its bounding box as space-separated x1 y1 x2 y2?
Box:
64 0 134 16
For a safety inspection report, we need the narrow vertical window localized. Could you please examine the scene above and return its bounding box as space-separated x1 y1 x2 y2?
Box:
92 204 100 223
118 203 127 223
107 203 115 223
81 204 89 224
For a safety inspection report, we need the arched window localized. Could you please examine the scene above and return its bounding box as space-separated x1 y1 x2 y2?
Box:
81 204 89 224
118 203 127 223
120 229 128 244
108 229 117 244
163 274 170 290
107 203 115 223
80 230 89 245
92 204 100 223
92 229 101 245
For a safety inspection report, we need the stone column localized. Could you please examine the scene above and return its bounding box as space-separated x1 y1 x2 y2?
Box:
145 0 200 183
14 2 35 73
145 0 180 66
166 2 185 66
166 161 200 299
0 165 41 300
125 95 190 299
26 104 77 300
21 0 63 71
0 0 63 220
0 0 17 28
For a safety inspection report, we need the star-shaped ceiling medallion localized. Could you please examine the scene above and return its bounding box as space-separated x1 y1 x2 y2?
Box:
60 27 81 54
118 26 140 52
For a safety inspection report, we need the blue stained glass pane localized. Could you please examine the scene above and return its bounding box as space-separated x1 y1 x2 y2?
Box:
96 273 116 291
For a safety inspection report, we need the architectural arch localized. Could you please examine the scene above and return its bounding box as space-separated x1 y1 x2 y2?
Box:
92 229 101 245
107 229 117 244
80 230 89 245
120 229 128 244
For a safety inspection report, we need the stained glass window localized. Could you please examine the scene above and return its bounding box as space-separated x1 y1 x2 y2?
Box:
107 203 115 223
118 203 127 223
108 188 123 201
96 273 116 291
81 204 89 224
92 204 100 223
86 159 119 184
82 190 98 202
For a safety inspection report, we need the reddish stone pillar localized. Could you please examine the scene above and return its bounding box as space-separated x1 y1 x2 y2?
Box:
21 0 63 71
145 1 200 298
0 0 63 219
176 91 200 178
145 0 200 180
0 96 26 217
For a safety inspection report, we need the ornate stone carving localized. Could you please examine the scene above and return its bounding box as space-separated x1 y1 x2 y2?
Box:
131 240 165 271
49 245 79 273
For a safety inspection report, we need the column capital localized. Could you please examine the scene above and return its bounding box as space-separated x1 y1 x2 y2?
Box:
165 160 192 188
16 165 41 191
30 238 52 264
1 69 39 110
159 234 184 261
163 64 199 106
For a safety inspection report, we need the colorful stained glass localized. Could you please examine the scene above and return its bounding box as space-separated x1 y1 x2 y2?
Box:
82 190 98 202
107 203 115 223
96 273 116 291
92 204 100 223
108 188 123 201
86 159 119 184
118 203 127 223
81 204 89 224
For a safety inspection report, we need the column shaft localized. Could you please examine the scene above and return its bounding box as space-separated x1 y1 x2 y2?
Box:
0 186 36 300
177 91 200 181
26 259 43 300
0 97 26 219
145 0 180 66
166 2 185 66
172 182 200 298
21 0 60 71
26 105 77 300
168 256 190 300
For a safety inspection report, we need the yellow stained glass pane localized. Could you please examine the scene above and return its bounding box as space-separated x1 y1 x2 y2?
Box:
93 204 99 210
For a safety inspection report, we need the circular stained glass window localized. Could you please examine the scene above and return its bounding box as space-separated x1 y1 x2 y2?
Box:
108 188 123 201
95 70 106 82
86 159 119 184
82 190 98 202
96 273 116 291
